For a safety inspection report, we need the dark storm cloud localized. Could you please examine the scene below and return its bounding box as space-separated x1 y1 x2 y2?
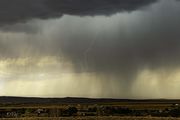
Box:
51 0 180 80
0 0 158 26
0 0 180 75
1 0 180 98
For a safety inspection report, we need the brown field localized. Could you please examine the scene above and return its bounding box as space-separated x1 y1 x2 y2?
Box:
0 117 180 120
0 103 180 119
1 98 180 120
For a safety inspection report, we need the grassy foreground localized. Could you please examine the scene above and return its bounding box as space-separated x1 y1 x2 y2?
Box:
1 97 180 119
0 117 180 120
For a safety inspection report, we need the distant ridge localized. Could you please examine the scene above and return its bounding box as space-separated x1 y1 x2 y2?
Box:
0 96 180 104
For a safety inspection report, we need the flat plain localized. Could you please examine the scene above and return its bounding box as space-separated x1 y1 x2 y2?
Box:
1 117 180 120
1 97 180 120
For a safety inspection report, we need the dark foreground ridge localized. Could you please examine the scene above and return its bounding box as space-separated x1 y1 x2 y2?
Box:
0 96 180 104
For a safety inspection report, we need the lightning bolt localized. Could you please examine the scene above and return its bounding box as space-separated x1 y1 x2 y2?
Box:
83 34 98 71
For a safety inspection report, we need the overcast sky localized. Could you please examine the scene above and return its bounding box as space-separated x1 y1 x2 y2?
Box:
0 0 180 98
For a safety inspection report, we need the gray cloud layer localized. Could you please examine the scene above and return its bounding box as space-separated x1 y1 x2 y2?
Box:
1 0 180 98
0 0 157 26
1 0 180 76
